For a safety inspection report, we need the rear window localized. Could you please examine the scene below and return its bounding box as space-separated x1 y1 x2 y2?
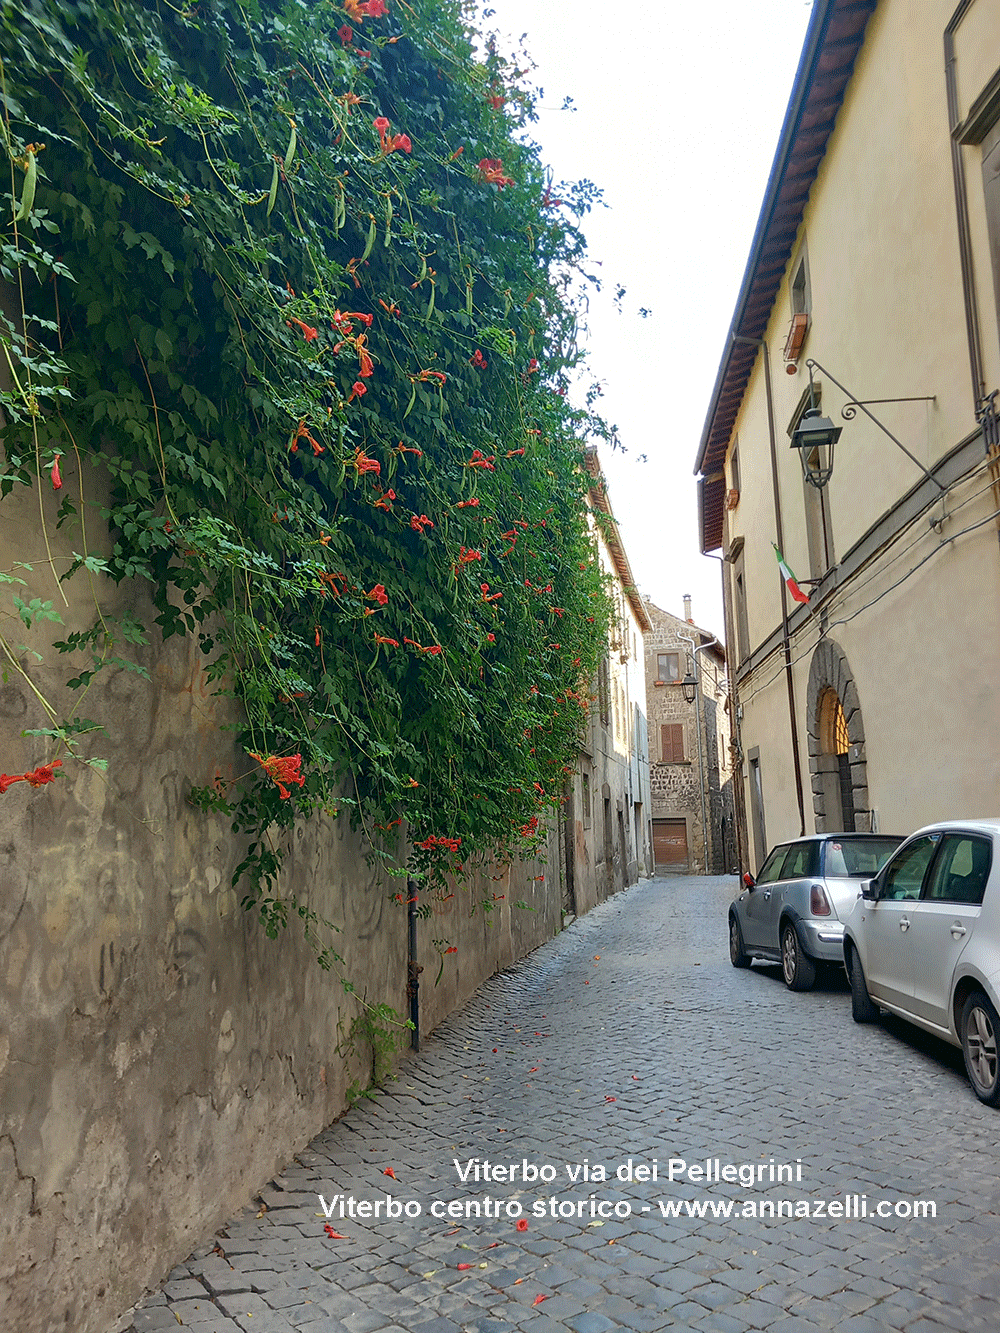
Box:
780 842 819 879
823 838 901 878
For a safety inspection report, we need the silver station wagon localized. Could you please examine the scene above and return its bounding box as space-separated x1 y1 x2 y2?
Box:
843 820 1000 1106
729 833 903 990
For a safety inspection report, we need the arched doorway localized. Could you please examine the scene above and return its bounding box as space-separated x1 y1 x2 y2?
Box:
806 640 871 832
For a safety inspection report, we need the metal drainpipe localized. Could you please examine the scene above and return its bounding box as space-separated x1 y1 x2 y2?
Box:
732 334 807 836
407 878 420 1051
677 630 708 873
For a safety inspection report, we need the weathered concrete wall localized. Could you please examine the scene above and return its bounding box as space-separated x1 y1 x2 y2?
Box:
0 479 562 1333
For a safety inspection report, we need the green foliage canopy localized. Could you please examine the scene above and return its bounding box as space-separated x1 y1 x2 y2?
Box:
1 0 614 905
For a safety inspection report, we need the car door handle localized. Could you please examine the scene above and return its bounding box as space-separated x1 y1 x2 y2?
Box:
899 916 910 931
762 889 771 900
951 923 967 938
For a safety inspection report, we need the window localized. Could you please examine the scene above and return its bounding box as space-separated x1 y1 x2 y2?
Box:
790 388 835 577
581 772 591 829
782 248 812 368
731 545 750 664
598 656 610 726
661 723 685 763
924 835 991 905
818 688 852 830
803 473 835 576
880 836 939 901
780 842 819 880
756 844 790 885
657 652 680 683
823 838 902 878
981 117 1000 344
729 438 741 492
791 251 811 317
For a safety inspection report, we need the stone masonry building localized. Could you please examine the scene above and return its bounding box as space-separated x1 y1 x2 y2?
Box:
643 598 735 874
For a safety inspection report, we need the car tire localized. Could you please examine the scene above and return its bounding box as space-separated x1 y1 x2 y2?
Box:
847 946 879 1023
729 915 751 969
780 922 816 991
961 991 1000 1107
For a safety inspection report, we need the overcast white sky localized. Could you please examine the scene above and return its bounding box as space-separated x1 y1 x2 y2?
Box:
476 0 815 639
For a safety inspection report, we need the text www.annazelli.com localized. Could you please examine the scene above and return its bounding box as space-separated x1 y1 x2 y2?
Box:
656 1196 936 1220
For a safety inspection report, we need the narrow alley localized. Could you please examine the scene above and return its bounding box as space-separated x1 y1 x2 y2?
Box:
127 876 999 1333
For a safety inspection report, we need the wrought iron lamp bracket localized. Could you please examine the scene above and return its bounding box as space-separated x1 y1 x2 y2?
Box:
804 359 946 497
840 395 937 421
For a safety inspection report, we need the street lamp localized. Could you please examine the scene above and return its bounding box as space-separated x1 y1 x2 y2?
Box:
681 670 698 705
790 406 841 489
790 358 939 494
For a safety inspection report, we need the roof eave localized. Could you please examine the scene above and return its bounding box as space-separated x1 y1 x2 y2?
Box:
693 0 878 554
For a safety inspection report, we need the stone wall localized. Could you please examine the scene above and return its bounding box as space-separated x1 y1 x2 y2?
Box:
0 480 566 1333
642 602 734 873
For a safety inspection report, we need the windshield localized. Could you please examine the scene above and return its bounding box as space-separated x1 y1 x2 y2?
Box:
824 838 901 878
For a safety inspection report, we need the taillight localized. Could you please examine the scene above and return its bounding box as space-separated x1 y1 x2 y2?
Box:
810 884 832 916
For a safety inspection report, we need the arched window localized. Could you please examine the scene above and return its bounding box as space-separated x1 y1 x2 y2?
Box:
818 687 854 831
806 639 870 834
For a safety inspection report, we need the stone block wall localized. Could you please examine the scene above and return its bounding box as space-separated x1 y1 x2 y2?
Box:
642 601 734 873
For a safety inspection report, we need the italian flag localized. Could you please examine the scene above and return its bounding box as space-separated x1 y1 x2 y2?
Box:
774 545 810 604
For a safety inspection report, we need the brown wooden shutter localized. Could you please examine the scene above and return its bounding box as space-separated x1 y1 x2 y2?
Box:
661 723 684 763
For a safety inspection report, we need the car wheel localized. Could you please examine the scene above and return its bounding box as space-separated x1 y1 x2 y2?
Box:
780 922 816 991
729 915 750 968
847 946 879 1023
961 991 1000 1107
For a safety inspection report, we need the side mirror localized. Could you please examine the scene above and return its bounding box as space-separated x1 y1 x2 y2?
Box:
742 871 756 890
859 877 879 901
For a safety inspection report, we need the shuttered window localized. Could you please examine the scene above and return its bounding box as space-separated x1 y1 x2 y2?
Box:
661 723 685 763
657 652 680 682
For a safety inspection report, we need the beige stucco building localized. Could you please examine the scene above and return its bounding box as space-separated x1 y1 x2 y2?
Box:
695 0 1000 872
560 452 652 909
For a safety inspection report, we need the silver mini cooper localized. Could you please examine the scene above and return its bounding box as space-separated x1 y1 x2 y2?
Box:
729 834 903 990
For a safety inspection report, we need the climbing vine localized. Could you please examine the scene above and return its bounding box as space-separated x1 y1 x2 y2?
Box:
1 0 614 933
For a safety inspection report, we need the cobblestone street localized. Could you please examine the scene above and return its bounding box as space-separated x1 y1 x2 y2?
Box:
127 875 1000 1333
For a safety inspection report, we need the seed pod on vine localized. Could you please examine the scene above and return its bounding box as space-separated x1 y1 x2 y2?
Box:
361 215 377 261
425 282 435 324
384 193 393 247
14 149 37 223
283 122 297 172
266 159 279 216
